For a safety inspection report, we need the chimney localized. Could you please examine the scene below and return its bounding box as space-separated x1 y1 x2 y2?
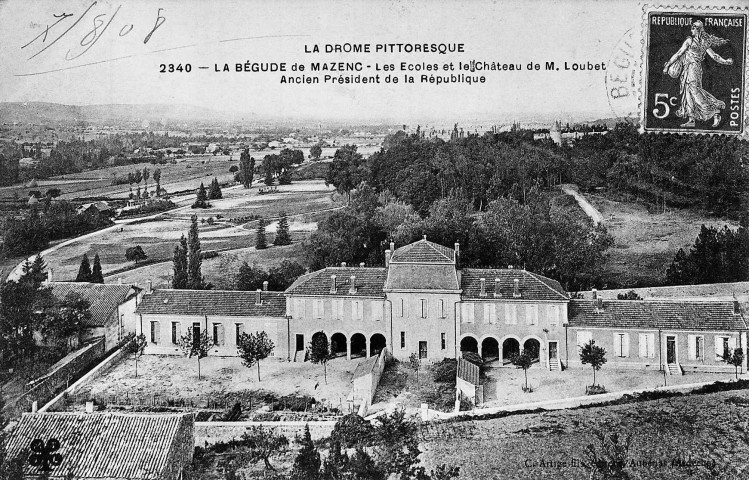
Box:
596 297 603 311
45 267 53 284
255 289 262 305
479 278 486 297
262 280 268 291
330 275 337 294
423 235 427 241
734 299 741 315
341 262 347 268
385 249 391 268
349 275 356 294
85 401 94 413
454 242 460 268
494 278 501 298
592 288 598 299
146 279 152 294
513 278 521 298
390 241 395 253
360 262 365 267
117 277 123 285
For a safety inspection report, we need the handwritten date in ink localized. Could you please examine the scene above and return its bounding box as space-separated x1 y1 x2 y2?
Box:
22 1 166 62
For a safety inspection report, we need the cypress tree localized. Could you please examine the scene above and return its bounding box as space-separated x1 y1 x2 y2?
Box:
255 217 267 250
274 212 291 246
75 254 92 282
290 424 321 480
187 215 205 289
91 253 104 284
172 234 188 289
208 177 223 200
192 182 209 208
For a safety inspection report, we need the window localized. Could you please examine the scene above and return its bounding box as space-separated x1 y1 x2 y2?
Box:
313 299 324 319
576 331 592 351
505 304 517 325
462 303 475 323
212 323 224 346
332 299 343 320
150 321 160 344
420 299 427 318
171 322 179 345
419 341 428 359
235 323 244 344
371 301 383 321
400 332 406 349
352 300 363 320
688 335 704 360
614 333 629 357
639 333 655 358
439 299 445 318
441 333 446 350
715 335 735 359
548 305 559 327
527 304 538 325
399 298 406 317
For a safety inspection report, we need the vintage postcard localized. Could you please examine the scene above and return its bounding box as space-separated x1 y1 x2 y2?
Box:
1 1 749 479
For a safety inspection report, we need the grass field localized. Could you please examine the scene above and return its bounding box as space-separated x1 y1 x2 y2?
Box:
420 387 749 479
591 194 740 288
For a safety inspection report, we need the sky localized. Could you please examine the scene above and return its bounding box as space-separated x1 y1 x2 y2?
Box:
0 0 739 123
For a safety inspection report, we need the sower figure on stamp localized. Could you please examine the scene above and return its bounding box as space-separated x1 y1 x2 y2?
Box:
663 20 734 128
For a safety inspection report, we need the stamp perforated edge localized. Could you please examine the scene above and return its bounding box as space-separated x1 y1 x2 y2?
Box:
639 3 749 137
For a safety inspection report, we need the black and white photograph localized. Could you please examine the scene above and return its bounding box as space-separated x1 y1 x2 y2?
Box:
0 0 749 478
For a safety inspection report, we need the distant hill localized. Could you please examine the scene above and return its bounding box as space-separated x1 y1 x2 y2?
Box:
0 102 234 126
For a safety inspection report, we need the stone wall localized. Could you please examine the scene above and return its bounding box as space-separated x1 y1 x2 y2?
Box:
194 421 337 447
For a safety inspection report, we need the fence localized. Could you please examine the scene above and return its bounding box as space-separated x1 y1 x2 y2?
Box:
16 338 105 412
350 347 389 413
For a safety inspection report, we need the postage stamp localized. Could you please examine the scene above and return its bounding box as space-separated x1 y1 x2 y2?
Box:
642 5 748 135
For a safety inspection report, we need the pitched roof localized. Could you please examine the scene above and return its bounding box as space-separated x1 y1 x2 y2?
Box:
136 289 286 317
385 263 460 291
390 239 455 264
49 282 139 327
460 269 568 301
457 357 479 385
5 412 193 479
285 267 387 297
568 299 747 331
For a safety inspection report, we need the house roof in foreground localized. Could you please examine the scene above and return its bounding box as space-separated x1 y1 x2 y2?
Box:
49 282 139 327
5 412 192 480
568 299 747 331
460 268 568 301
136 289 286 317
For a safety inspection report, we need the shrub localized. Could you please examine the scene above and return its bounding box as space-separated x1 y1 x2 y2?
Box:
432 358 457 383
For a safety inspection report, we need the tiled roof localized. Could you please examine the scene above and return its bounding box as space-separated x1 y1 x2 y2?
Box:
285 267 387 297
5 412 192 479
49 282 139 327
457 357 479 385
385 263 460 291
390 239 455 264
137 289 286 317
568 299 747 331
460 269 568 301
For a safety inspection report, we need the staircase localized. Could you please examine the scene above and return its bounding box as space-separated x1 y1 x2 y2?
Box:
293 350 306 363
667 363 682 375
548 359 561 371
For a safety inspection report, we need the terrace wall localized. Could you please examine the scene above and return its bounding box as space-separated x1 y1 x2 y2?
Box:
194 421 336 447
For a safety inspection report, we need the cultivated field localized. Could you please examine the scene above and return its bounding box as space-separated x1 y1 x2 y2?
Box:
420 387 749 479
591 194 741 288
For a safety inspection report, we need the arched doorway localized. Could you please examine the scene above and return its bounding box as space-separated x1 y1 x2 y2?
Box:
481 337 499 362
370 333 386 357
460 336 478 354
502 338 520 364
523 338 541 362
331 333 347 358
350 333 366 358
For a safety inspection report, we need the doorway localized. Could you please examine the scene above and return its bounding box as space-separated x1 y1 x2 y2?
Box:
666 336 676 364
548 341 558 360
295 334 304 352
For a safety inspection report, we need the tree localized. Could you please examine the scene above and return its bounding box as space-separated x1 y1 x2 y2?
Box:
192 182 210 208
91 253 104 284
255 217 267 250
326 144 367 203
187 215 207 289
290 424 321 480
19 254 47 287
308 333 334 384
616 290 642 300
152 168 161 196
129 333 147 377
238 427 289 471
0 280 45 365
511 350 534 392
178 328 211 379
310 143 322 160
142 166 150 188
409 352 421 384
172 234 188 289
274 212 291 246
125 246 148 264
133 169 142 184
723 346 744 380
208 177 223 200
41 292 90 354
237 331 275 381
580 340 607 387
239 149 255 188
75 254 92 282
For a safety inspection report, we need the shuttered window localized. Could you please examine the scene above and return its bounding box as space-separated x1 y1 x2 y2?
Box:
688 335 705 361
150 321 160 344
614 333 629 358
171 322 179 345
439 299 445 318
527 304 538 325
548 305 559 326
638 333 655 358
313 299 324 319
462 303 475 323
235 323 245 345
505 304 517 325
212 323 225 346
371 301 383 321
715 336 732 359
352 300 363 320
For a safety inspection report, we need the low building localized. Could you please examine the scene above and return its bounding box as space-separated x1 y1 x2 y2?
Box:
5 412 194 480
48 282 142 351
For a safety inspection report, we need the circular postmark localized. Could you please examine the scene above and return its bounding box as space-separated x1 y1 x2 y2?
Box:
605 28 640 120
